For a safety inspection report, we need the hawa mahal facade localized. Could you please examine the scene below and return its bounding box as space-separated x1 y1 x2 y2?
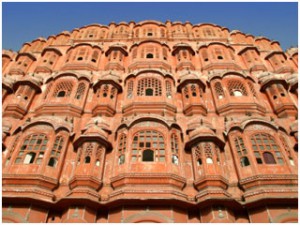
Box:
2 20 298 223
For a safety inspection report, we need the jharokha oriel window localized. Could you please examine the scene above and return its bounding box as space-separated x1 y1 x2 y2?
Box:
118 134 127 165
77 142 104 166
251 133 284 165
53 80 73 98
137 78 162 96
15 134 48 164
227 80 248 97
131 130 165 162
171 133 179 165
48 136 64 167
234 136 250 167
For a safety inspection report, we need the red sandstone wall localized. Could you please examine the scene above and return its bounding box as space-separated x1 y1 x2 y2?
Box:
2 20 298 223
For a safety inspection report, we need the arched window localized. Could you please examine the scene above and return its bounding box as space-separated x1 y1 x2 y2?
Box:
227 80 248 96
191 84 197 97
15 134 48 165
75 82 86 100
279 135 294 166
24 152 36 164
193 145 202 166
166 81 172 98
95 146 104 166
77 142 103 166
215 48 223 60
49 55 56 65
118 134 127 165
184 86 189 98
277 84 286 97
135 29 139 38
240 157 250 167
5 135 20 166
233 90 243 97
84 143 93 164
112 51 118 60
251 133 284 165
53 80 73 98
142 149 154 162
248 81 257 98
146 53 154 59
77 48 86 61
85 156 91 163
204 143 213 164
162 48 168 60
202 49 209 62
145 88 154 96
132 48 137 59
132 130 165 162
102 84 109 97
91 50 99 63
171 133 179 165
48 158 58 167
234 136 250 167
57 91 65 97
193 142 216 166
127 80 134 99
48 136 64 167
137 78 162 96
160 28 165 37
263 152 276 164
110 87 116 99
214 82 224 99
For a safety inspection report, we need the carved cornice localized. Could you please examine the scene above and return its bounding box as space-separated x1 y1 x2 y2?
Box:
111 173 186 190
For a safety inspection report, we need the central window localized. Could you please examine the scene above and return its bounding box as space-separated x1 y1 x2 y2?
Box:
137 78 162 96
251 133 283 165
132 130 165 162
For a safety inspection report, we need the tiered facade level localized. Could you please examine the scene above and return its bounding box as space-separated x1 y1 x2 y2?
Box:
2 20 298 223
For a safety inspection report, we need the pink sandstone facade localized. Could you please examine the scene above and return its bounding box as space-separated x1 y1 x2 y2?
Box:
2 20 298 223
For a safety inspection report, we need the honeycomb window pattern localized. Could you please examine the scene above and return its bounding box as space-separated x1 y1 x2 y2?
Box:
131 130 165 162
137 78 162 96
227 80 248 96
251 133 283 165
15 134 48 165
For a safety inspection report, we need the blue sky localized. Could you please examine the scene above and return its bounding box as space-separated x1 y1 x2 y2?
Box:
2 2 298 51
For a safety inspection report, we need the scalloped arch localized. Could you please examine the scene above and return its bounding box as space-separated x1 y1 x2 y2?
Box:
13 119 71 135
45 71 91 84
129 40 171 51
66 43 103 54
227 118 288 134
125 69 176 84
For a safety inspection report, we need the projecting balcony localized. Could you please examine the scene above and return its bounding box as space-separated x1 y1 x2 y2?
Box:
176 61 195 71
92 104 116 117
122 99 177 117
104 62 125 72
128 60 171 73
183 103 207 116
248 62 267 73
35 65 53 73
194 175 231 202
215 95 266 116
109 173 187 202
3 104 27 119
273 65 294 74
34 98 84 117
2 172 57 202
8 67 26 76
202 61 242 71
273 103 298 118
239 174 298 204
61 62 99 71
